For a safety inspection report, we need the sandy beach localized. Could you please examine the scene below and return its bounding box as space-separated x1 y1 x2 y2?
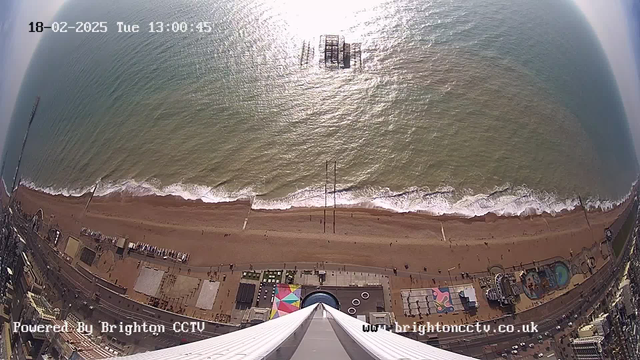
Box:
13 186 627 274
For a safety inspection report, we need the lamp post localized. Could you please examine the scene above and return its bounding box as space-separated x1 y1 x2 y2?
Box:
448 267 456 285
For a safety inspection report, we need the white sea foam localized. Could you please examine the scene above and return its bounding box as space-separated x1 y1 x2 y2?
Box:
20 179 634 218
20 179 255 204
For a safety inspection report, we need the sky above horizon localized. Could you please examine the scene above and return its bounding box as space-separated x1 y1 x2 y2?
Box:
574 0 640 164
0 0 66 159
1 0 640 166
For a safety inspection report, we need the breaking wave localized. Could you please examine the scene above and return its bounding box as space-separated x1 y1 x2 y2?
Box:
20 178 633 218
20 179 256 203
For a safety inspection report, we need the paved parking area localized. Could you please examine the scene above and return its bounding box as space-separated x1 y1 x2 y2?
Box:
133 267 164 297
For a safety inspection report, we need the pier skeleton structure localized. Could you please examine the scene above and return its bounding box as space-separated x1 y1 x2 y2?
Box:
307 35 361 70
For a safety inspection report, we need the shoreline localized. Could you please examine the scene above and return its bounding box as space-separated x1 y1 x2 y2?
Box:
17 185 591 224
18 178 635 218
11 185 631 273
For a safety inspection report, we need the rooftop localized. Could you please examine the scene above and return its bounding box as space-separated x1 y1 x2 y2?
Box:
27 292 55 319
51 320 115 359
572 335 604 344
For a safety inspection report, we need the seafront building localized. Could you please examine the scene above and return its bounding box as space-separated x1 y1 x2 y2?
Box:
571 336 606 360
45 318 115 360
577 313 610 337
603 225 640 360
14 292 56 359
571 215 640 360
484 272 521 306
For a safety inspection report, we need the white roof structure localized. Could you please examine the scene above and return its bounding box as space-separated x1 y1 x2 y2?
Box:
195 280 220 310
572 335 604 344
462 287 477 306
109 303 475 360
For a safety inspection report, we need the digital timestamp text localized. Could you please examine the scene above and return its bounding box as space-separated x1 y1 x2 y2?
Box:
28 21 216 33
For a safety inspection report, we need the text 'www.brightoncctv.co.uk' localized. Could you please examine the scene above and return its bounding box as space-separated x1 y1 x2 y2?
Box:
363 322 539 335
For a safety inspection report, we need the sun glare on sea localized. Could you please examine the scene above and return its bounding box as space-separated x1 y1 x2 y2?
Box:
272 0 390 40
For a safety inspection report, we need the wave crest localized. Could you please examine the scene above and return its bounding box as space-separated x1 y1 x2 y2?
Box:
20 179 633 217
20 179 255 203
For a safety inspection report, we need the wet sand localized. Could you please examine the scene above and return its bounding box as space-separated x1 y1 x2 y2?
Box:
13 186 627 274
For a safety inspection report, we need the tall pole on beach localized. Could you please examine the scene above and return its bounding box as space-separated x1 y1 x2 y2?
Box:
578 195 594 243
10 96 40 205
578 195 591 229
333 161 336 234
84 180 100 214
324 161 327 233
